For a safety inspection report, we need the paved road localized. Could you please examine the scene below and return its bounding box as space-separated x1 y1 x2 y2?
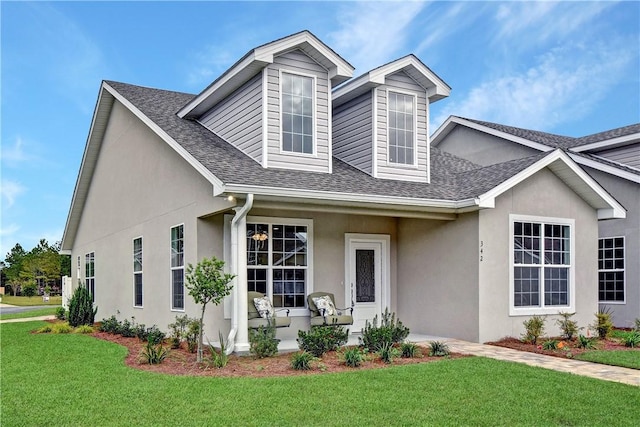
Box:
0 304 56 314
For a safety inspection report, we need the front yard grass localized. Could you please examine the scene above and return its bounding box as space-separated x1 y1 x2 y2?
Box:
576 350 640 370
0 307 58 320
2 321 639 426
1 295 62 306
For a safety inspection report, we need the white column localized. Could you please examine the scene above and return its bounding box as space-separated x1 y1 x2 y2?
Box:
234 214 250 352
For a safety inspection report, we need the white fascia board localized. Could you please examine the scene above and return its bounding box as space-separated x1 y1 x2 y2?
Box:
572 132 640 152
477 150 626 219
103 83 226 195
432 116 554 152
569 153 640 184
430 116 458 147
222 183 479 211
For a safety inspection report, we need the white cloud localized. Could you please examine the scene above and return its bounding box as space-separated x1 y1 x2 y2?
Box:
0 223 20 237
328 1 427 73
0 136 45 168
433 39 635 131
0 180 27 209
186 46 238 87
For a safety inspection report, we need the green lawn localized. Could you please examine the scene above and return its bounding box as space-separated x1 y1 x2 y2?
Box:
2 321 639 426
0 306 58 321
576 350 640 370
1 295 62 306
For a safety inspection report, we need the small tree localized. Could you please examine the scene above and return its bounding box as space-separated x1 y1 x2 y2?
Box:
68 285 97 327
185 256 235 362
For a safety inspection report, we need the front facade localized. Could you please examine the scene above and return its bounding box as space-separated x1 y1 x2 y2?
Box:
433 117 639 327
62 32 624 351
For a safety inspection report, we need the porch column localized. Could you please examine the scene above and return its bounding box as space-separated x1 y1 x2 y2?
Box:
234 213 250 352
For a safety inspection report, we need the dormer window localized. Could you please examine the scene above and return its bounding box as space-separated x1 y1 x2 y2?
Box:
388 91 415 165
282 72 314 154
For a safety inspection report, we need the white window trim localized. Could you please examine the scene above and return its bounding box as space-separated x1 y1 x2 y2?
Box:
133 236 143 309
386 88 418 168
246 215 313 317
598 236 626 304
278 69 318 158
170 224 185 312
85 251 95 302
509 214 575 316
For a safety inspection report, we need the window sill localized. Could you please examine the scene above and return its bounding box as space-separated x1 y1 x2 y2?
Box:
509 306 574 317
599 301 626 305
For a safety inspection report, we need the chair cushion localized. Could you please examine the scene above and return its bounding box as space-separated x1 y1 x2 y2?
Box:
253 297 274 319
310 315 353 327
312 295 336 316
248 316 291 329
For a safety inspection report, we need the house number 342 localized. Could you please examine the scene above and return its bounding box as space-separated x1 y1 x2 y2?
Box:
480 240 484 262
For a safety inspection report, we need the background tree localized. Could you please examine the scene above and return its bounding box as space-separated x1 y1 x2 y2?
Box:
185 256 235 362
3 244 27 295
2 240 69 295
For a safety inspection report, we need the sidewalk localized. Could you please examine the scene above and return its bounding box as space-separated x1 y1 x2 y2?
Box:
0 315 56 324
443 338 640 387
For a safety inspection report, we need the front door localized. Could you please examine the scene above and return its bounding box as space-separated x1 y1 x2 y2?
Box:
345 235 390 332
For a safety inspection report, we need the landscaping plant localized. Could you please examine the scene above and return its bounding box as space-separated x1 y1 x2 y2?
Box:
185 256 235 362
341 347 366 367
209 331 229 368
542 339 558 350
186 319 200 353
139 341 169 364
556 311 580 340
620 331 640 348
359 308 409 352
521 315 545 344
168 314 191 349
378 342 400 364
55 306 66 320
98 315 120 333
290 351 316 370
73 324 94 334
592 308 613 339
297 325 348 357
249 324 279 358
634 318 640 332
576 334 596 349
428 341 450 357
401 341 420 358
67 285 97 327
51 322 73 334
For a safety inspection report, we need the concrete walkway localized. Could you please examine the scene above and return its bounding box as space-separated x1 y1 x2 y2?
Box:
0 315 56 323
443 338 640 387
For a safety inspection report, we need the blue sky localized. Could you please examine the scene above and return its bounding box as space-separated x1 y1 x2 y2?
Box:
1 1 639 257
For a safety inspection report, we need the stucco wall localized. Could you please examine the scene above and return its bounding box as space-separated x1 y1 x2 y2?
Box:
586 167 640 327
478 168 600 343
396 214 480 342
72 100 233 335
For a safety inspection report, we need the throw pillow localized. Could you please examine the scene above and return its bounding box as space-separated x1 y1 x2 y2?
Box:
254 297 274 319
312 295 336 316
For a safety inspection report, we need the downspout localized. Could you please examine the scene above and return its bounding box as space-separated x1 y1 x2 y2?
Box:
225 193 253 355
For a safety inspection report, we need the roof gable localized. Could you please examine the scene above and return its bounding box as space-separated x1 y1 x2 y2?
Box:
178 30 354 118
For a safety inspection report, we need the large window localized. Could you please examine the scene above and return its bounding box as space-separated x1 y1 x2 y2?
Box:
247 218 312 313
171 225 184 310
388 91 415 165
85 252 95 303
133 237 143 307
281 72 313 154
511 217 574 314
599 237 624 303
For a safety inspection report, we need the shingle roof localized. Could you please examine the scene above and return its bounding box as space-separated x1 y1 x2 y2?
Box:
106 81 553 202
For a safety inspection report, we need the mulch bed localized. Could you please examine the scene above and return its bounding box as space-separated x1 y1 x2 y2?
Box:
90 331 465 378
486 336 637 359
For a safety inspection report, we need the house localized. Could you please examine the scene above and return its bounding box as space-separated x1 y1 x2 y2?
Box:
61 31 625 352
432 116 639 328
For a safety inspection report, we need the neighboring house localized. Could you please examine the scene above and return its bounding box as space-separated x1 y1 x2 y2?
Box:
432 116 639 328
61 31 624 352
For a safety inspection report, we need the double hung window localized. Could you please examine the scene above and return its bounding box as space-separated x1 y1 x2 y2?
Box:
388 91 415 165
598 237 624 302
85 252 95 302
133 237 143 307
281 72 314 154
171 225 184 310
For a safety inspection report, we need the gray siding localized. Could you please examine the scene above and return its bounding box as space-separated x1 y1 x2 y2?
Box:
375 71 429 182
592 142 640 169
199 73 263 163
332 92 373 174
265 49 331 173
436 126 542 166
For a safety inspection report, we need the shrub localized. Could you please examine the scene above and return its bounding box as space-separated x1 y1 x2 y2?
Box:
52 322 73 334
621 331 640 348
592 308 613 339
133 323 147 341
401 341 420 358
55 307 67 320
68 286 97 327
37 325 52 333
168 314 191 349
634 318 640 332
118 318 136 338
378 342 400 364
22 283 37 298
577 334 596 349
428 341 450 357
145 326 166 345
185 319 200 353
556 312 580 340
139 341 168 364
209 331 229 368
290 352 316 370
74 324 94 334
359 308 409 352
249 325 279 358
521 315 546 344
98 315 120 333
341 347 366 367
542 339 558 350
297 325 348 357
